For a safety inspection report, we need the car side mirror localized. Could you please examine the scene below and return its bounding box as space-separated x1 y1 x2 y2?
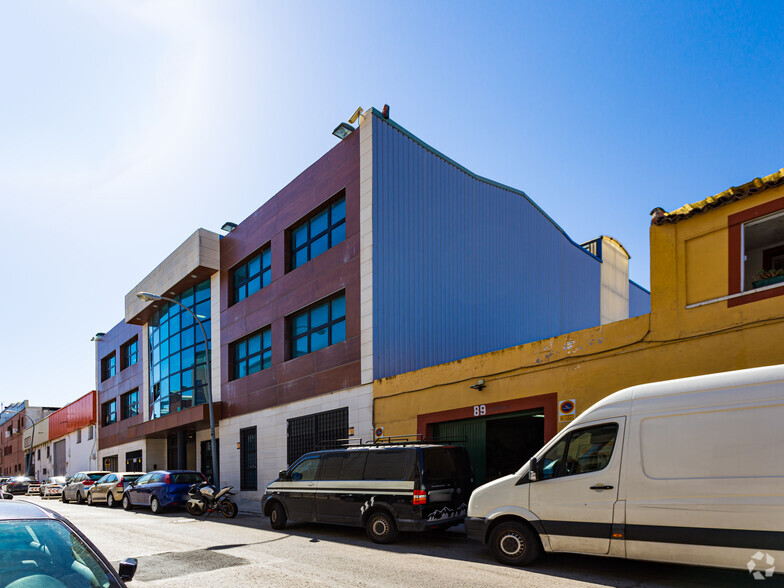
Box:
278 469 289 480
2 492 13 500
118 558 138 581
528 457 538 482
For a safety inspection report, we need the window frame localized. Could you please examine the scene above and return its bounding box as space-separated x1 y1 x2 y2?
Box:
728 195 784 307
232 245 272 305
101 400 117 427
120 337 138 370
231 327 272 381
289 292 347 359
121 389 139 420
539 422 618 480
289 193 347 271
100 352 116 382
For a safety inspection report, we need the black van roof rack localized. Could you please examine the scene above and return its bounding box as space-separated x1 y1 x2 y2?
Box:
315 438 364 449
314 434 469 450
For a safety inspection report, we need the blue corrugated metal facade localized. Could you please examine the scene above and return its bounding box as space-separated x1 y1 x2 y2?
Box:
629 281 651 318
372 114 602 379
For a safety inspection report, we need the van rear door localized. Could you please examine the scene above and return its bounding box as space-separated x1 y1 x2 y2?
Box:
421 447 474 520
529 418 625 554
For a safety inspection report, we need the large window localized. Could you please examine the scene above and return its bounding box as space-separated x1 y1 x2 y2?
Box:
121 389 139 420
100 352 116 382
148 280 211 420
101 400 116 427
290 292 346 359
287 407 348 465
121 337 138 370
742 211 784 291
232 247 271 304
232 328 272 380
540 423 618 479
290 195 346 270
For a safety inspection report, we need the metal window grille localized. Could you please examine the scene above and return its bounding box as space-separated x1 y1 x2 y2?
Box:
240 427 258 491
286 407 348 465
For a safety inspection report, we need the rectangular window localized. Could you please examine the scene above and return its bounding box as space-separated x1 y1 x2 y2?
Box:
125 450 143 472
101 352 116 382
102 400 117 426
232 246 272 304
232 328 272 380
121 389 139 420
286 407 348 465
290 195 346 270
121 337 138 370
290 292 346 359
240 427 258 491
76 429 82 444
103 455 118 472
88 425 94 440
742 211 784 291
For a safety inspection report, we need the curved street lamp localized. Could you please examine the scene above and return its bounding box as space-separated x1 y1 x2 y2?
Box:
136 292 220 488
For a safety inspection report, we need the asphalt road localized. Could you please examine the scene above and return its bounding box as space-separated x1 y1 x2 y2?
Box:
16 496 780 588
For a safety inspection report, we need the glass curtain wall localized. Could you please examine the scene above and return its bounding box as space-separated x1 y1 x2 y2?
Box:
148 280 211 419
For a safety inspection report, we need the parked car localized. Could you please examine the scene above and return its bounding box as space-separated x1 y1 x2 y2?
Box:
40 476 68 499
262 443 474 543
122 470 207 514
88 472 145 508
4 477 41 495
0 499 138 586
466 364 784 572
0 476 11 491
61 471 111 504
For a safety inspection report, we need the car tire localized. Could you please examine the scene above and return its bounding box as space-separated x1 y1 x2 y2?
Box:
62 492 69 504
87 493 94 506
366 511 398 544
122 495 133 511
76 491 84 505
107 493 115 508
269 502 287 530
150 496 162 514
488 521 541 566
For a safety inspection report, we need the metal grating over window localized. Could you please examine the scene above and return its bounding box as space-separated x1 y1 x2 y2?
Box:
240 427 258 491
286 407 348 465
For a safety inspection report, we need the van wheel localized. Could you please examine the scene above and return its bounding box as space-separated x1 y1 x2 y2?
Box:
366 511 398 544
489 521 541 566
269 502 287 530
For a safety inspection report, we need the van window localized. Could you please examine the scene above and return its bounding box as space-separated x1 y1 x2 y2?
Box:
291 457 320 481
423 448 463 483
540 423 618 479
364 450 416 480
321 452 368 481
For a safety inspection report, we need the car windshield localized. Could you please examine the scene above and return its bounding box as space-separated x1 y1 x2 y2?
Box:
171 473 205 484
0 519 119 587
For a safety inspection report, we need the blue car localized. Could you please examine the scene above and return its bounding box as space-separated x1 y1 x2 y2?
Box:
121 470 206 514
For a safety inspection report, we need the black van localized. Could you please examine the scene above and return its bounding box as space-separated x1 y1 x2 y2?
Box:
261 444 474 543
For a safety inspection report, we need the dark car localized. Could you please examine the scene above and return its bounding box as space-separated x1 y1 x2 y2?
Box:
62 471 111 504
122 470 207 514
262 443 474 543
5 476 40 495
0 499 137 586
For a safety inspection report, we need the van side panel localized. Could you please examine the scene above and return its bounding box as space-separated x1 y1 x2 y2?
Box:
624 379 784 571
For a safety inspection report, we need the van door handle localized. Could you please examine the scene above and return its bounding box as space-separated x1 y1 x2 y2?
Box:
590 484 614 490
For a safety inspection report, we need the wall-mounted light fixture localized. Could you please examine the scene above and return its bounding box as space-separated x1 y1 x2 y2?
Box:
470 379 486 391
221 222 238 233
332 122 354 140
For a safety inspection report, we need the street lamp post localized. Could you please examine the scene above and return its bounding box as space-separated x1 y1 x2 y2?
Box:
136 291 220 488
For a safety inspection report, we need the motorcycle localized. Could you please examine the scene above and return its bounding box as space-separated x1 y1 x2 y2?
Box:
186 481 239 518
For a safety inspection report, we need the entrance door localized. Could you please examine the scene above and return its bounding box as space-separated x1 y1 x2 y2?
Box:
200 439 220 485
53 440 66 476
433 409 545 485
529 418 624 554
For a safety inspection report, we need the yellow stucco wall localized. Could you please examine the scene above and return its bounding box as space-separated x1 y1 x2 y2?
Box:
374 181 784 437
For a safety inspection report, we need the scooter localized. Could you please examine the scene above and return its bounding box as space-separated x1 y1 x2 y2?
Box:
186 481 238 518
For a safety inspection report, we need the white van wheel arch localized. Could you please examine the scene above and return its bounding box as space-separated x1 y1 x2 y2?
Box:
488 519 542 566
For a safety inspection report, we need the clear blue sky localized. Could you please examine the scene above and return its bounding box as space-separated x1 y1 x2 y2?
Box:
1 1 782 408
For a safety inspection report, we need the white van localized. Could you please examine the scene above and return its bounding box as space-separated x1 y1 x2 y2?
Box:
466 364 784 574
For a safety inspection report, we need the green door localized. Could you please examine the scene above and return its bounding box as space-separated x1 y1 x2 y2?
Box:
433 419 487 485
